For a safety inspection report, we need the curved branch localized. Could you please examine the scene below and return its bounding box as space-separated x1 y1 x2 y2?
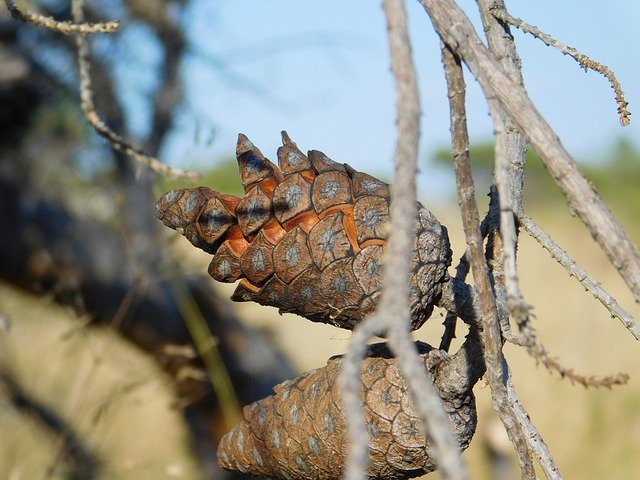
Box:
5 0 118 34
69 0 199 180
491 8 631 126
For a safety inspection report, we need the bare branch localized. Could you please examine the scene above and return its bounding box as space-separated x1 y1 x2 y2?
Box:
165 263 243 429
69 0 199 180
491 8 631 126
475 0 531 331
525 328 629 388
420 0 640 308
342 1 467 479
441 43 538 479
505 374 561 479
5 0 119 34
519 213 640 340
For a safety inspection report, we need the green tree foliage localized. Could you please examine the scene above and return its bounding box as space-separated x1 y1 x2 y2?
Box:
432 137 640 229
156 156 244 197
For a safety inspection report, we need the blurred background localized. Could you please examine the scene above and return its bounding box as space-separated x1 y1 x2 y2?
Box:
0 0 639 479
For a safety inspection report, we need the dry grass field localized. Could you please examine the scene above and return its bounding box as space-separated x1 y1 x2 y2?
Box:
1 203 639 479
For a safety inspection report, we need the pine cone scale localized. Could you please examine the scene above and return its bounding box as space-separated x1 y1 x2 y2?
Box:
217 342 477 479
155 131 452 331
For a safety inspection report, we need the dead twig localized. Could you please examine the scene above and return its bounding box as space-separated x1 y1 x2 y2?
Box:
69 0 199 180
519 213 640 340
522 326 629 388
475 0 531 334
421 0 640 315
341 2 467 479
491 8 631 126
5 0 119 34
441 43 539 479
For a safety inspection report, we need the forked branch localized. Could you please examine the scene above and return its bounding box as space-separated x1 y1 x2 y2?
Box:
420 0 640 308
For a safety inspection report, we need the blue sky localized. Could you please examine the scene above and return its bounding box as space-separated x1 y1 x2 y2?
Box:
161 0 639 199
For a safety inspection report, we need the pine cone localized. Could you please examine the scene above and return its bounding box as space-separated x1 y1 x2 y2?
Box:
217 341 477 479
155 132 451 330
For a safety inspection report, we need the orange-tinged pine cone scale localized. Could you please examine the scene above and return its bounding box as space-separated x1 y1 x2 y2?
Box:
155 132 452 331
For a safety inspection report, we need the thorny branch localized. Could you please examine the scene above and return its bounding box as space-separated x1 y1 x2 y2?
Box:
341 1 467 479
7 0 199 180
519 213 640 340
522 329 629 388
5 0 119 34
475 0 531 333
437 0 635 477
420 0 640 307
491 8 631 126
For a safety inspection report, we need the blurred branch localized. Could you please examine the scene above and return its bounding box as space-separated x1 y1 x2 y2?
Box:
68 0 199 180
5 0 118 34
165 263 243 429
189 47 294 110
342 2 467 479
491 8 631 126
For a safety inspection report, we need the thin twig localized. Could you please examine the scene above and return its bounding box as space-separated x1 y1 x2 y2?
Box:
491 8 631 126
505 373 558 479
341 2 467 479
69 0 199 180
5 0 119 34
519 212 640 340
441 43 538 479
523 325 629 388
420 0 640 312
475 0 531 333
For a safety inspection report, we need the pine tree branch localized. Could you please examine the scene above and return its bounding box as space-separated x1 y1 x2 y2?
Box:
441 43 538 480
420 0 640 314
491 8 630 126
519 213 640 340
475 0 531 332
5 0 118 34
69 0 199 180
341 1 467 479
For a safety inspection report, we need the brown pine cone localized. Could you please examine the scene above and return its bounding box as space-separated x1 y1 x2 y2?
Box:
217 341 477 479
155 132 451 330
